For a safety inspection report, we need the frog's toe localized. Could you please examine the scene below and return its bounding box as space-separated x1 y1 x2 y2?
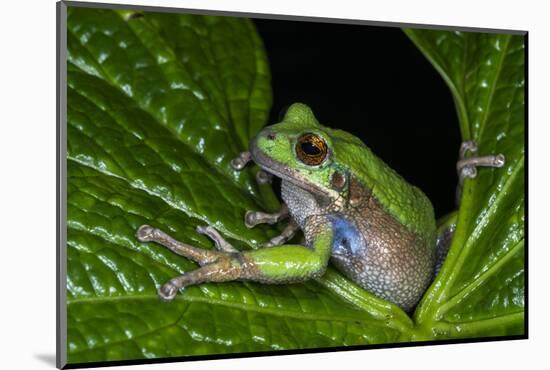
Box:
136 224 157 242
256 170 273 184
158 280 180 301
459 140 478 157
196 225 238 253
244 211 259 228
195 225 210 236
231 151 252 170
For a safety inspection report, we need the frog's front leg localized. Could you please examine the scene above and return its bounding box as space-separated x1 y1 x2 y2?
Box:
244 205 300 247
262 220 300 247
231 151 273 184
136 216 332 300
231 151 296 245
244 204 289 228
230 151 252 170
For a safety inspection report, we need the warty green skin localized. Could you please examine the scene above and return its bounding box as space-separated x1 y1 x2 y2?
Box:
248 103 437 311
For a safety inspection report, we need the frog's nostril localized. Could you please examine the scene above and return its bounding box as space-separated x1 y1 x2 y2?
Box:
266 132 276 141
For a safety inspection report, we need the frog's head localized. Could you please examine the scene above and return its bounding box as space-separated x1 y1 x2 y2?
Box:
250 103 356 202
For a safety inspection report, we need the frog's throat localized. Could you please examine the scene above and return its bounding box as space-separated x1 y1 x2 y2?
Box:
250 144 334 201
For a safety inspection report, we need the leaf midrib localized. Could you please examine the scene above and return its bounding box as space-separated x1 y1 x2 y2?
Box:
67 294 390 326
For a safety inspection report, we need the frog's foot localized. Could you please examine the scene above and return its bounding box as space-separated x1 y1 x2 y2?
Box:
455 141 505 204
244 204 289 228
137 224 245 300
262 220 299 247
457 141 505 182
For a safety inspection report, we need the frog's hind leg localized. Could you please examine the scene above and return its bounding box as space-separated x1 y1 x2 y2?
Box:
137 215 333 301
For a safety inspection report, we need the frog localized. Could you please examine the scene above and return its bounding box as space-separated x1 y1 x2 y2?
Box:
136 103 504 312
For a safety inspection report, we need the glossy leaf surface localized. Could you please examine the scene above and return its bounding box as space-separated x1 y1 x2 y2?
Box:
404 29 525 339
65 6 525 365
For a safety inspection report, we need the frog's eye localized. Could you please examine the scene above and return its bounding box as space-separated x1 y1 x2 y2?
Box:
296 133 328 166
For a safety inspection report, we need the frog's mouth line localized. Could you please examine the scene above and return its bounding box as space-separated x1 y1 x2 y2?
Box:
250 143 332 200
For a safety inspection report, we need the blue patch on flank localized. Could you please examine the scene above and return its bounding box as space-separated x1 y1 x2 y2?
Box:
329 215 362 256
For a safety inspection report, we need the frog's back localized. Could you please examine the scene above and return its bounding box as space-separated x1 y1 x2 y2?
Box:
324 127 437 310
326 126 437 247
330 176 435 311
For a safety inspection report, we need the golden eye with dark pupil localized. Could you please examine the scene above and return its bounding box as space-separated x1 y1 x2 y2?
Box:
296 133 328 165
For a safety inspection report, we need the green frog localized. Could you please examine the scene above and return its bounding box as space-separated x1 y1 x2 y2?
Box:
136 103 504 311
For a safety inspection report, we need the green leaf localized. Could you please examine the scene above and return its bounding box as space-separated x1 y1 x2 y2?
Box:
404 30 525 339
66 7 409 364
66 6 525 364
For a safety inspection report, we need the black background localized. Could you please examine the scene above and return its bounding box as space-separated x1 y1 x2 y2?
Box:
253 18 462 218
